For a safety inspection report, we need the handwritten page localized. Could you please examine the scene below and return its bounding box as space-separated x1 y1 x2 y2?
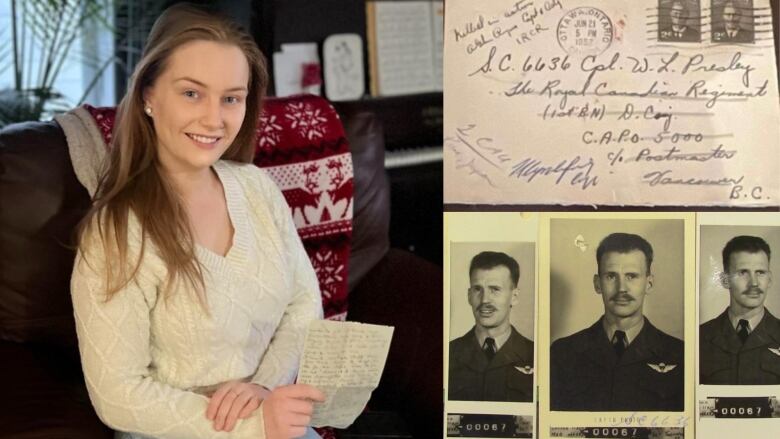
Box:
368 1 439 96
297 320 394 428
444 0 780 206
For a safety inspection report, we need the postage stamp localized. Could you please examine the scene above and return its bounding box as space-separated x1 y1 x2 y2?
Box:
658 0 702 42
711 0 755 43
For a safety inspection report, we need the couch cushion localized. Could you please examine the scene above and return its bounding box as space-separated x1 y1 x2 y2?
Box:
0 120 91 347
340 111 390 292
0 340 112 438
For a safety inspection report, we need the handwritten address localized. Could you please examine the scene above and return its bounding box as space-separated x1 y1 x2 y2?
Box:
444 0 779 205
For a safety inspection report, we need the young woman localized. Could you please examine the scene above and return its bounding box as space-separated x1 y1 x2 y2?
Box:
70 4 324 438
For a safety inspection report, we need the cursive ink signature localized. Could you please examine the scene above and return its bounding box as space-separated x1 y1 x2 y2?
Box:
508 155 598 190
608 411 690 428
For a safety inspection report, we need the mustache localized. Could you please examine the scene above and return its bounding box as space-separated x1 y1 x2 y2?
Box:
742 287 765 296
477 304 497 312
610 293 635 302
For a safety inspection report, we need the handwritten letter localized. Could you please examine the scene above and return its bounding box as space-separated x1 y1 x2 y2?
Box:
444 0 780 206
297 320 394 428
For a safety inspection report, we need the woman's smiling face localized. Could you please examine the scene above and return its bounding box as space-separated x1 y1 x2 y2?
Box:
144 39 250 174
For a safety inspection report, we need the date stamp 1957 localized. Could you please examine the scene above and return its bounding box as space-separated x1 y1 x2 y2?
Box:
557 7 614 55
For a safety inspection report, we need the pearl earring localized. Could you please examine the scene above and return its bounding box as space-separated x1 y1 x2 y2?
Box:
144 106 153 116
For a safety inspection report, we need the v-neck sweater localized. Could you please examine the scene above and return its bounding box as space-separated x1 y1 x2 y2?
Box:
71 160 323 439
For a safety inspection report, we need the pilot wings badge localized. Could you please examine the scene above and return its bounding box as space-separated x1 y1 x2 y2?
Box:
647 362 677 373
514 365 534 375
769 347 780 356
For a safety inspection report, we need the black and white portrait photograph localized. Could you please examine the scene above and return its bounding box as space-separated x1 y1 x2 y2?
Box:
448 241 536 403
699 226 780 385
711 0 755 43
549 218 685 412
659 0 702 42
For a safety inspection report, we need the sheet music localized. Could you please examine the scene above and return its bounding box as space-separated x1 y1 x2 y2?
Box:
374 1 437 96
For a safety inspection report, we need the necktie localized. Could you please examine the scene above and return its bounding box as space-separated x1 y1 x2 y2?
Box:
483 337 497 361
612 330 627 357
737 319 750 344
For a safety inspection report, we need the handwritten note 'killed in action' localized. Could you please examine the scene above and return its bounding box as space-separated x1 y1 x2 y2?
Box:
297 320 393 428
444 0 780 206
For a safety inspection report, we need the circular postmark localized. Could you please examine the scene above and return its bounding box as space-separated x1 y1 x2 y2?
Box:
557 7 614 55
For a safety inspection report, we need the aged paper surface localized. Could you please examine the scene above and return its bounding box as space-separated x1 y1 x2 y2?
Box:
444 0 780 206
444 213 538 438
696 212 780 438
539 212 696 439
297 320 393 428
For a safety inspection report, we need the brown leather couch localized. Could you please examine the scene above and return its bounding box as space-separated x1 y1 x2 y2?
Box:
0 110 441 438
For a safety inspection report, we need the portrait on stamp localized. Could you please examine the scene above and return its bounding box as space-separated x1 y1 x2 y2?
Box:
658 0 702 42
549 219 685 412
699 226 780 385
711 0 755 43
448 241 535 403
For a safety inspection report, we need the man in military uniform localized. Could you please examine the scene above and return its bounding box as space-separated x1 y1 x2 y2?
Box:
551 233 684 411
448 251 534 402
700 235 780 384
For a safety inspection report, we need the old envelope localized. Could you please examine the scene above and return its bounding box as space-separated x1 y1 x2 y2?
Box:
444 0 780 206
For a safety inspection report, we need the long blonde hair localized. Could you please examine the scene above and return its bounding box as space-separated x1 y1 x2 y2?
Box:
77 3 268 306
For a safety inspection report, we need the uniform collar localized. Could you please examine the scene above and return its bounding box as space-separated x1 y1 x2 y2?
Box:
576 316 670 367
455 326 533 371
728 306 765 334
725 27 742 38
474 325 512 351
709 309 780 354
603 316 645 345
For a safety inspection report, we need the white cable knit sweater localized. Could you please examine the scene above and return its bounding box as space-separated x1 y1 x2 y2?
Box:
70 160 323 439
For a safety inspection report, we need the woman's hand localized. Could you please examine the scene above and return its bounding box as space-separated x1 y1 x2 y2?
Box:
262 384 326 439
206 381 270 432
